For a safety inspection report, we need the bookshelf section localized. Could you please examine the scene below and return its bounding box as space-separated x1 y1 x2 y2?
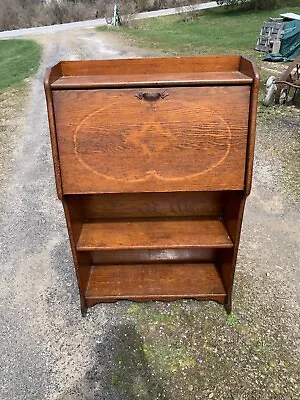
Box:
44 55 259 315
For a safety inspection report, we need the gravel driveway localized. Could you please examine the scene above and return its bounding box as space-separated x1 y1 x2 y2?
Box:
0 28 299 400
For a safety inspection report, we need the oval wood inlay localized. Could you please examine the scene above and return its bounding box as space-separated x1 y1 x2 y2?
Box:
74 99 232 182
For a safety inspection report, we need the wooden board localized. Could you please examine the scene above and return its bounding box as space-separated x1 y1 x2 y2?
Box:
76 217 233 251
53 56 243 80
54 86 250 193
85 263 226 303
79 191 224 219
52 71 253 89
91 248 217 265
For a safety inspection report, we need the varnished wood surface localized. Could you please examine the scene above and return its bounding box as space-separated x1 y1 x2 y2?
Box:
79 192 223 219
76 217 233 251
52 71 252 89
63 199 91 296
44 65 64 200
59 55 242 77
240 56 260 196
85 263 226 302
44 55 259 313
220 196 247 313
91 248 217 265
54 86 250 194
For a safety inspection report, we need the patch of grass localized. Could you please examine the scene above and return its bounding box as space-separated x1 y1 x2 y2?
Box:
143 342 197 373
0 39 41 91
99 5 300 116
98 5 300 57
120 299 299 398
225 312 240 327
127 303 144 316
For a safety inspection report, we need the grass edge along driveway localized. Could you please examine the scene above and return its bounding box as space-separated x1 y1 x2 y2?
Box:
97 5 300 58
0 39 41 92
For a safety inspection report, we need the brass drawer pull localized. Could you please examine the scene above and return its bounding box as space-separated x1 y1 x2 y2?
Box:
136 91 168 101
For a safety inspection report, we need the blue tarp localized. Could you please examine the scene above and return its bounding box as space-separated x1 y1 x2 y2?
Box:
263 20 300 62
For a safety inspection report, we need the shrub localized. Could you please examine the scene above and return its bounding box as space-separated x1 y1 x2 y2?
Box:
0 0 212 31
216 0 280 10
0 0 102 31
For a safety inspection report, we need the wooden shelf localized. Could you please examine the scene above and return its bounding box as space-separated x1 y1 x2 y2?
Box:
48 56 255 90
85 263 226 304
76 218 233 251
45 55 259 314
51 71 252 89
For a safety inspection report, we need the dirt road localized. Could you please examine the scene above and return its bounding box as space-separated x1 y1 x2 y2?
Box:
0 2 219 39
0 29 299 400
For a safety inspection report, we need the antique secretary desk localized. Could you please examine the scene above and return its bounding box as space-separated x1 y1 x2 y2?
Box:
44 55 259 315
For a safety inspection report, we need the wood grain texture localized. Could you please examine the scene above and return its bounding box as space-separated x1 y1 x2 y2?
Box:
44 55 259 314
54 86 250 193
76 217 233 251
223 191 244 243
62 199 90 313
220 195 247 313
91 248 217 265
85 263 226 303
59 55 242 77
240 56 260 196
44 65 64 200
80 192 223 219
52 71 252 89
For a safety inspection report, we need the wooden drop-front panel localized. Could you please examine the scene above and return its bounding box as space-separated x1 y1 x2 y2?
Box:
53 86 250 193
44 56 259 316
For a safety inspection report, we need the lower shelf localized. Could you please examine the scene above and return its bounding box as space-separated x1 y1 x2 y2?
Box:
85 263 226 305
77 217 233 251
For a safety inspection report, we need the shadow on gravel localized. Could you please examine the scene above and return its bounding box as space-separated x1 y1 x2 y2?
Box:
61 323 167 399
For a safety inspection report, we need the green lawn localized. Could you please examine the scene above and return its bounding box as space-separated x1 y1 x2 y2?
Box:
0 39 41 91
98 4 300 58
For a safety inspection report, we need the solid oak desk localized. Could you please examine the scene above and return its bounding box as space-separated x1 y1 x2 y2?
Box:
44 55 259 315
